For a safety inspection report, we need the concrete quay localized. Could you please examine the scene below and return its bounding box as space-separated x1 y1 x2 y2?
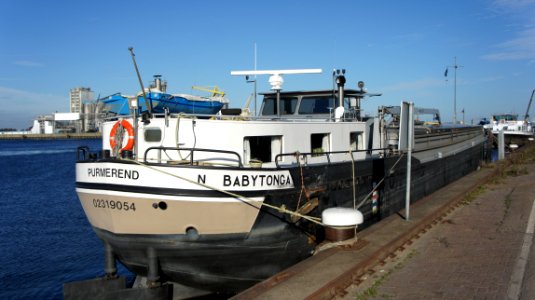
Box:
233 145 535 300
0 132 101 140
349 152 535 300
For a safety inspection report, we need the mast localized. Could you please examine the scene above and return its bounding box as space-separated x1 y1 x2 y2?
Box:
254 43 257 116
128 47 152 116
446 57 462 124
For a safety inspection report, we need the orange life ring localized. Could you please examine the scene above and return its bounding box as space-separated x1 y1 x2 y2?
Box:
109 120 135 152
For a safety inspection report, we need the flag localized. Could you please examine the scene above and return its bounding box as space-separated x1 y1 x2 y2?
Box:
444 68 448 77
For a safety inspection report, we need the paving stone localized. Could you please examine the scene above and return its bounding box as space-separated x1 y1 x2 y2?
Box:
358 164 535 300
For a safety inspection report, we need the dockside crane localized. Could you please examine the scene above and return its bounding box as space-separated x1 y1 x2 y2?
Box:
191 86 226 97
525 89 535 122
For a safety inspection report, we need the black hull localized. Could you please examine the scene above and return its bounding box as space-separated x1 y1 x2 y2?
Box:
90 143 485 293
95 226 313 293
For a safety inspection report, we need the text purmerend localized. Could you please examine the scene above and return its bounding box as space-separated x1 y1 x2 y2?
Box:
87 168 140 180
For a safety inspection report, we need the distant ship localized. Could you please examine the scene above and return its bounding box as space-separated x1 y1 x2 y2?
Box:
101 75 229 115
484 114 534 147
484 89 535 148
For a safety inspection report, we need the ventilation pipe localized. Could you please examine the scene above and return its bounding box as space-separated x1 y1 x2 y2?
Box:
335 71 346 121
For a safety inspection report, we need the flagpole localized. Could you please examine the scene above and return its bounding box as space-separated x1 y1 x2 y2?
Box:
454 57 457 124
445 57 463 124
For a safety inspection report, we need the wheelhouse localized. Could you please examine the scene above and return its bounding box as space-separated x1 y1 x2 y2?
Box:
259 89 380 121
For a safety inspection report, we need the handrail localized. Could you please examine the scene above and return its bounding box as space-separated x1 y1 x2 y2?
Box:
101 112 368 123
144 146 243 167
274 147 391 168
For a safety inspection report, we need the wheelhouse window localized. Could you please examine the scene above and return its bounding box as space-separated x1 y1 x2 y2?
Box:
261 97 298 115
311 133 330 156
244 136 282 164
298 96 335 114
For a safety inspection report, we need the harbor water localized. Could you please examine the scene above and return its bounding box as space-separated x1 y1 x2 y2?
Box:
0 139 133 299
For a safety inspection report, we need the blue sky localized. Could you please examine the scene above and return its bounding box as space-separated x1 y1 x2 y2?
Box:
1 0 535 129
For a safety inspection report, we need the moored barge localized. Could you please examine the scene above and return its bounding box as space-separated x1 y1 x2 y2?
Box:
74 69 486 294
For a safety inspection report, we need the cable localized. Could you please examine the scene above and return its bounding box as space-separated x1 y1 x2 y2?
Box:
128 158 324 225
356 152 405 210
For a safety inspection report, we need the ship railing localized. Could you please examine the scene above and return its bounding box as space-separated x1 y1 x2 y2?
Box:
143 146 243 167
76 147 112 161
166 113 350 122
159 112 366 122
274 147 392 168
77 146 91 161
101 111 367 123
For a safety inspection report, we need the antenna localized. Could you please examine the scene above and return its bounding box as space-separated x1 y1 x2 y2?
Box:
231 69 322 90
254 43 257 115
128 47 152 116
231 69 322 117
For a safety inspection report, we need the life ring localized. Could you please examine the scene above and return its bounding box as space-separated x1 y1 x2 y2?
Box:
109 120 135 152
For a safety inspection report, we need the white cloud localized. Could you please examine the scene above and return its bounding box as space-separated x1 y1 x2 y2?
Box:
483 0 535 61
393 32 425 42
12 60 45 67
0 86 68 128
477 75 505 83
492 0 535 11
0 86 65 111
381 78 445 93
482 27 535 61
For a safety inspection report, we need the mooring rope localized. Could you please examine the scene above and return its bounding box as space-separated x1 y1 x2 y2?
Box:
124 150 406 226
295 152 312 213
128 158 324 225
350 150 356 209
113 122 125 156
174 113 197 161
355 152 405 210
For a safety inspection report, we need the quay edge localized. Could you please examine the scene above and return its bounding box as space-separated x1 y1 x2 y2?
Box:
0 132 101 140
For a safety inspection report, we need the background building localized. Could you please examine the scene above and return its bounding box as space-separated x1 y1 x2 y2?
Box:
30 115 54 134
28 87 103 134
70 87 94 113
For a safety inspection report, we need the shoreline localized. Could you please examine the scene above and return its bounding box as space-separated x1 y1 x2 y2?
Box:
0 132 101 140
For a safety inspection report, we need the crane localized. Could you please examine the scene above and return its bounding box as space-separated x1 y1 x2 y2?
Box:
191 86 226 97
524 89 535 122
